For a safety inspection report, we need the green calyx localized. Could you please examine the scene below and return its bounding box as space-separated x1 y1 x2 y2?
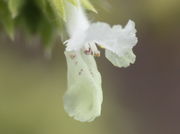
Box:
0 0 98 48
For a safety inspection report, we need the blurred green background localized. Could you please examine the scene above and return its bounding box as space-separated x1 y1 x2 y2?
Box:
1 0 180 134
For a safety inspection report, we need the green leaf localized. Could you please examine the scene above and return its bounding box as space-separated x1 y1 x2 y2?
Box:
0 1 15 40
48 0 66 21
66 0 78 6
19 0 43 34
8 0 25 18
80 0 97 13
35 0 47 13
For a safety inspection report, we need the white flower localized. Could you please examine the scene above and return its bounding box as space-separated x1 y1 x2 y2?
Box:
64 0 103 122
63 0 138 122
66 20 138 67
64 51 102 122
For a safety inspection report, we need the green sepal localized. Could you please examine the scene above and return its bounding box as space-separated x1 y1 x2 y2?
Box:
0 0 15 40
48 0 66 21
8 0 25 18
81 0 97 13
66 0 78 6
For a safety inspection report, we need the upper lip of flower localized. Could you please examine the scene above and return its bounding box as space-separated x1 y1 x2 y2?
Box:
64 20 138 57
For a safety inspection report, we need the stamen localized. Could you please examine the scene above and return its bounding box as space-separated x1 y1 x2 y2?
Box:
83 43 100 57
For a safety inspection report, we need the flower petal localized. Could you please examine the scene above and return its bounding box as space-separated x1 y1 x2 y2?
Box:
65 20 138 68
85 20 137 56
84 20 138 67
105 49 136 68
65 0 90 51
64 51 103 122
